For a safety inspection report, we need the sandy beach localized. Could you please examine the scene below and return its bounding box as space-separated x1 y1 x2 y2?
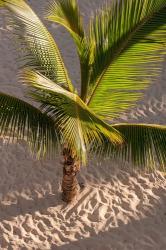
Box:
0 0 166 249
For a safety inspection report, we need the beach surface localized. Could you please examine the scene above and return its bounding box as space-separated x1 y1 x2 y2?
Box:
0 1 166 249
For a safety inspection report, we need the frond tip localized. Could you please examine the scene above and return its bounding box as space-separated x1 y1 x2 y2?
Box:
111 124 166 170
46 0 84 39
0 92 58 158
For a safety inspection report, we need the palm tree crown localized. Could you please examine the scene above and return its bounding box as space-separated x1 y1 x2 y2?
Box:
0 0 166 170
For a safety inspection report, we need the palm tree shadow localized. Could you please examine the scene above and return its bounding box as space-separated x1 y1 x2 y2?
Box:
0 139 65 221
0 194 62 221
53 191 166 250
0 139 166 250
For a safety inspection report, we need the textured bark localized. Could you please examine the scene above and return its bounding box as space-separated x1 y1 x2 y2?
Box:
62 147 80 202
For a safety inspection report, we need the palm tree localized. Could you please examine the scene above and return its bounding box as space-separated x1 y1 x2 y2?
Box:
0 0 166 202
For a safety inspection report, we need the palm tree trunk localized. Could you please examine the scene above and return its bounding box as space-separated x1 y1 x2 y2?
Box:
62 146 80 202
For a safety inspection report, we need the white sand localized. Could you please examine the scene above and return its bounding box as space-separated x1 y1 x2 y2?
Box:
0 1 166 249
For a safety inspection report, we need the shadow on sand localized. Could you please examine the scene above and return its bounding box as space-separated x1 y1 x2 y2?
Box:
53 190 166 250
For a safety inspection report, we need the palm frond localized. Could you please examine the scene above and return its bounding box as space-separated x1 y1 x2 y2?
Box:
20 69 123 164
87 0 166 120
2 0 74 91
97 123 166 170
0 92 58 158
46 0 84 39
46 0 91 101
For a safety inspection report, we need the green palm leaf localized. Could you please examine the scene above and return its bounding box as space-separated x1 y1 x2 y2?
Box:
46 0 84 39
45 0 91 101
20 69 123 164
101 124 166 170
1 0 74 91
87 0 166 120
0 93 58 158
